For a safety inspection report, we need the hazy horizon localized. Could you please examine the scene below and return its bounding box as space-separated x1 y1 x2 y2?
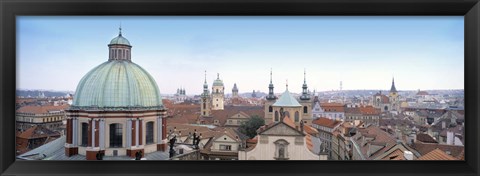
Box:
17 16 464 95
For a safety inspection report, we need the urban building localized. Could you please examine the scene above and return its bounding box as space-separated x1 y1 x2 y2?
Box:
311 117 342 159
238 115 327 160
16 104 69 132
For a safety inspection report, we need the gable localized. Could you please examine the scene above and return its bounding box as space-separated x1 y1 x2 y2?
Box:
214 134 237 143
260 123 304 136
229 112 250 119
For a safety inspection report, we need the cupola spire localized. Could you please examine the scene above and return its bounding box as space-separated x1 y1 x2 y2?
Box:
119 23 122 36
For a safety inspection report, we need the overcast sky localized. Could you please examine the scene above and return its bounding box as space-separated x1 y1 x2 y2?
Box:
17 16 464 95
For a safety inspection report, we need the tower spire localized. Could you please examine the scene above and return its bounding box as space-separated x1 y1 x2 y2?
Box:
204 70 207 84
119 23 122 36
390 76 398 93
270 68 273 84
304 68 306 84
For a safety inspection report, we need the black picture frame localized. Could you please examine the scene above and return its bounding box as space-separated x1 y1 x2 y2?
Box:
1 0 479 176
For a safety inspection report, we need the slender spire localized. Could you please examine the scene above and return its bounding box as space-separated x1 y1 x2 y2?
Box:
217 73 220 79
270 68 273 84
304 68 306 84
204 70 207 84
390 77 398 93
119 23 122 36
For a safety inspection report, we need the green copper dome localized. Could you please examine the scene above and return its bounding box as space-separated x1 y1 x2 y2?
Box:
72 60 163 109
272 89 302 107
109 35 131 46
212 73 224 87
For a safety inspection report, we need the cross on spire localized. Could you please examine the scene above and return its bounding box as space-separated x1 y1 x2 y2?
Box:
119 23 122 36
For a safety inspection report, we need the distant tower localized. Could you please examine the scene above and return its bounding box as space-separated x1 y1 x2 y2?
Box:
201 71 211 116
340 81 344 103
232 83 239 97
212 73 225 110
252 90 257 98
299 69 313 124
389 77 400 111
264 69 277 124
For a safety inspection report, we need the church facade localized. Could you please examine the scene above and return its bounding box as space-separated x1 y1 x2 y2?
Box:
372 78 400 113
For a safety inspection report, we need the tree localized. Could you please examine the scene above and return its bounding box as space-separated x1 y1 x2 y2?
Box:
239 115 265 138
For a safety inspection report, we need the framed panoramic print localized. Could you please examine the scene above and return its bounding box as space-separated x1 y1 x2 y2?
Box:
1 0 479 176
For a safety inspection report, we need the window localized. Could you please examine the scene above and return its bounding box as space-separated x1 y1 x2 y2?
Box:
275 111 279 121
269 106 273 112
294 111 300 122
220 145 232 151
146 122 154 144
109 123 123 148
304 106 308 113
216 89 219 93
81 123 88 147
203 102 206 109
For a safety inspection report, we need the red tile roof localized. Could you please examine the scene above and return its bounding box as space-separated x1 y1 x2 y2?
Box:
16 105 69 114
417 148 456 160
312 117 342 129
412 142 464 159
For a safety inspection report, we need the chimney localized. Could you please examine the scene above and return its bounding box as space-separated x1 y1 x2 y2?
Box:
404 151 414 160
442 121 446 129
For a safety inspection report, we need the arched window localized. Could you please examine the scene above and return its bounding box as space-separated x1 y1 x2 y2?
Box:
203 102 206 109
303 106 308 113
269 106 273 112
216 89 219 93
284 111 290 118
81 122 88 147
275 111 279 121
294 111 300 122
384 106 388 111
109 123 123 148
146 122 154 144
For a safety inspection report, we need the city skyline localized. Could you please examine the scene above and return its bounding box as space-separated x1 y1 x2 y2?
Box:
17 16 464 95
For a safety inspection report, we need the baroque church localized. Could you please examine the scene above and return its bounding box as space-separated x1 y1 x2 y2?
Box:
372 78 400 112
264 70 313 125
64 28 167 160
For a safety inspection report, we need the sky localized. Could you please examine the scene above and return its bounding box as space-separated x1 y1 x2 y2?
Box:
17 16 464 95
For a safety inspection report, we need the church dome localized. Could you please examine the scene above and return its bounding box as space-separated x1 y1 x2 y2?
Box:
109 35 131 46
72 61 163 109
71 28 162 110
213 73 224 87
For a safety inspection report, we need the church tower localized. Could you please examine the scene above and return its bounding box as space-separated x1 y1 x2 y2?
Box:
299 69 313 124
264 69 277 124
201 71 211 116
232 83 239 97
389 77 400 111
212 73 225 110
